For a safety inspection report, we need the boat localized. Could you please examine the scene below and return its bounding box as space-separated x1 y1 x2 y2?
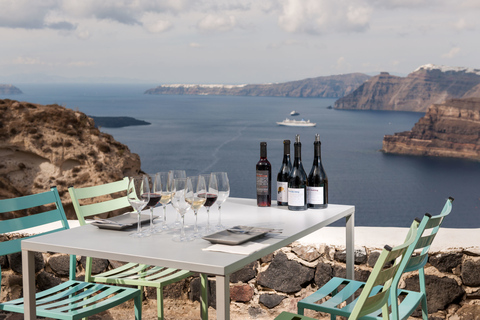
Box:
290 110 300 116
276 118 316 127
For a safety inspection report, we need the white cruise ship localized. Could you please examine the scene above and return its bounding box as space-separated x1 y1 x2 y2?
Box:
276 118 316 127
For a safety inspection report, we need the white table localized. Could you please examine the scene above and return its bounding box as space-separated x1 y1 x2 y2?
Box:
22 198 354 320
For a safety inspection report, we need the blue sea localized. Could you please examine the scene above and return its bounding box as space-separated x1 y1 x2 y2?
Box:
3 83 480 228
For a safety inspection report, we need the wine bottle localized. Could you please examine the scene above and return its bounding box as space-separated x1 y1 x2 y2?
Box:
307 134 329 208
276 140 291 206
288 135 307 211
256 141 271 207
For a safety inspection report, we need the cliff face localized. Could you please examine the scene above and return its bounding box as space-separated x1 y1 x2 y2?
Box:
0 84 22 94
382 98 480 161
335 65 480 112
0 99 142 219
145 73 371 98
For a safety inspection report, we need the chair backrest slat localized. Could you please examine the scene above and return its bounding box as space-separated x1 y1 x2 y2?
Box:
68 177 131 225
0 209 66 234
0 191 58 213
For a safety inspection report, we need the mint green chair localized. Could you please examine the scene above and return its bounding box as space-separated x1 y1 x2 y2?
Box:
0 187 141 320
275 312 316 320
68 178 195 320
295 197 453 320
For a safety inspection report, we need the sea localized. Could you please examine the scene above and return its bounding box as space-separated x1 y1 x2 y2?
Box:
3 83 480 228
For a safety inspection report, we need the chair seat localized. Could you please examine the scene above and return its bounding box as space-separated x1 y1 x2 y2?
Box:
298 277 425 319
275 311 316 320
0 280 140 320
91 262 193 287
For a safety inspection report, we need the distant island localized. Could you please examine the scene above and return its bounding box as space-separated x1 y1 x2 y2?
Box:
0 84 22 94
335 64 480 113
89 116 151 128
144 73 371 98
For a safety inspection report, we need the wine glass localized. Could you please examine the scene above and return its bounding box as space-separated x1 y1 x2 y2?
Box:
213 172 230 230
199 173 218 235
145 173 162 234
127 175 150 238
171 178 193 242
169 170 186 228
154 172 172 230
186 176 207 238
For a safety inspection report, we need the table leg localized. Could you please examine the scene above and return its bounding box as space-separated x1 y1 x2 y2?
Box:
216 274 230 320
200 273 208 320
345 211 355 280
22 249 36 320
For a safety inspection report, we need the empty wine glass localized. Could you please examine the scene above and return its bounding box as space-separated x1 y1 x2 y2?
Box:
199 173 218 235
213 172 230 230
187 176 207 238
171 178 193 242
127 175 150 238
155 172 172 230
169 170 186 228
145 173 162 234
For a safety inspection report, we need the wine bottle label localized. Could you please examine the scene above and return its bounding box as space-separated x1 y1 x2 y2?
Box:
288 188 305 206
256 170 269 195
307 186 324 204
277 181 288 202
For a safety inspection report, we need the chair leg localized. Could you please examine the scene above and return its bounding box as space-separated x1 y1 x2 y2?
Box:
134 293 142 320
157 287 164 320
297 305 304 315
419 268 428 320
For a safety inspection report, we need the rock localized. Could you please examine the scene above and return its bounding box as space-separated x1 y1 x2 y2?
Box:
334 247 367 265
89 116 150 128
461 257 480 286
260 253 274 264
0 255 8 269
259 294 286 308
145 73 370 98
49 254 71 277
382 98 480 161
79 257 109 274
332 265 370 283
230 261 257 283
230 284 254 302
0 272 23 301
257 252 314 293
146 278 187 299
403 274 465 313
367 250 381 267
0 99 142 219
36 271 63 291
429 252 463 273
448 305 480 320
314 261 333 287
292 245 321 262
7 251 44 274
335 65 480 112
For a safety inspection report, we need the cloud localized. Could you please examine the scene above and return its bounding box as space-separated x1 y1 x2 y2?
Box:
277 0 371 34
442 47 461 58
13 57 48 65
144 20 173 33
46 21 77 30
0 0 57 29
189 42 202 48
196 14 237 32
452 18 475 31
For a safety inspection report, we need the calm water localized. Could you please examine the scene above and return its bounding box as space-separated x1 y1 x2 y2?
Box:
4 83 480 228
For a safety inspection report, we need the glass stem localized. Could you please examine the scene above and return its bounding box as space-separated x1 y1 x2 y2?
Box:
194 210 198 233
206 208 210 231
150 208 154 230
217 205 222 226
181 215 186 239
137 211 142 234
162 206 167 227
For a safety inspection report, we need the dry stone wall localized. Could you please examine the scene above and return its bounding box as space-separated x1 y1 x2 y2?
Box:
1 234 479 320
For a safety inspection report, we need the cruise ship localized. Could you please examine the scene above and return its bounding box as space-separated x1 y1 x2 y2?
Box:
276 118 316 127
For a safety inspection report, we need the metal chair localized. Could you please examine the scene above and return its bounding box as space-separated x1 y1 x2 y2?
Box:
0 187 141 320
68 177 196 320
295 197 453 320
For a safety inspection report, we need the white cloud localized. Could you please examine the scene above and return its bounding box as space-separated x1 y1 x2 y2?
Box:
452 18 475 31
196 14 237 32
76 29 92 40
277 0 371 34
13 57 48 65
0 0 57 29
189 42 202 48
144 20 173 33
442 47 461 58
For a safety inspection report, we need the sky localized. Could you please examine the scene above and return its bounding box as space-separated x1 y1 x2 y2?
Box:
1 0 480 84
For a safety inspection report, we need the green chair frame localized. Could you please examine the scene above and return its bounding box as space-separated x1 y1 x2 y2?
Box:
0 187 141 320
296 197 453 320
68 177 196 320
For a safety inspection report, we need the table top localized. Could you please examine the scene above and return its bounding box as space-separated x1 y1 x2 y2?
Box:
22 198 354 276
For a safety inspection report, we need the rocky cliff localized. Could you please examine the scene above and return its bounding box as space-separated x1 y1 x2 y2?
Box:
0 84 22 95
382 98 480 161
0 99 142 219
335 65 480 112
145 73 371 98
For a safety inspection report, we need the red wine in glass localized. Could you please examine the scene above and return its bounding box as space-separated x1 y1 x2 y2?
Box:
145 193 161 209
200 193 218 207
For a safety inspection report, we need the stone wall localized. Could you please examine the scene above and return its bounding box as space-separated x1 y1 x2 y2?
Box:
1 236 479 319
